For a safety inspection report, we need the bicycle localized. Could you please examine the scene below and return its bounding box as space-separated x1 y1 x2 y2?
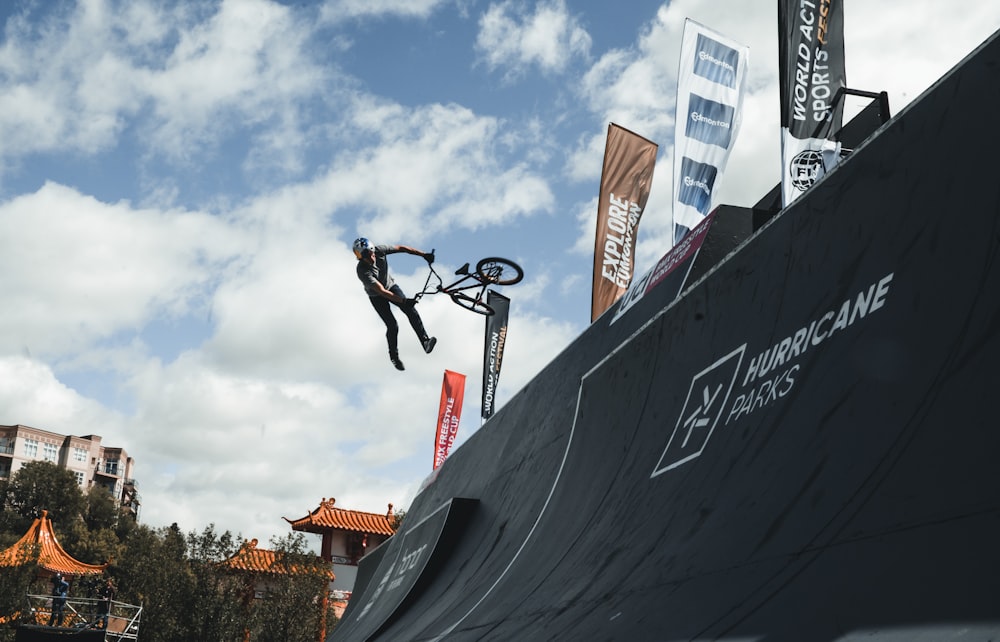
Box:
413 250 524 316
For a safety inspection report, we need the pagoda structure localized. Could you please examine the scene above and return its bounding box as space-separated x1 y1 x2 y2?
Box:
284 497 396 567
222 538 333 579
0 510 107 578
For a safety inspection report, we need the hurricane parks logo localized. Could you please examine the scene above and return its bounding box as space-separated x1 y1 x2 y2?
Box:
651 346 745 477
651 272 895 475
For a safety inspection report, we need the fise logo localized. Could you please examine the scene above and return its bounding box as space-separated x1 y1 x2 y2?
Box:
651 345 745 477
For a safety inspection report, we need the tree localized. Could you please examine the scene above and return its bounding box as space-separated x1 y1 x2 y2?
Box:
184 525 248 642
2 461 85 528
84 485 119 531
0 546 37 642
0 488 337 642
113 523 196 642
248 533 334 642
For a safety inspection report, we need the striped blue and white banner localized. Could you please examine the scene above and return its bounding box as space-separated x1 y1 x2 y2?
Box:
672 19 749 245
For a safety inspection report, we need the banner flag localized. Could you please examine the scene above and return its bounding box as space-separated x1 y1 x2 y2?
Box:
590 123 657 323
612 209 716 325
778 0 846 206
481 290 510 420
672 19 750 245
433 370 466 470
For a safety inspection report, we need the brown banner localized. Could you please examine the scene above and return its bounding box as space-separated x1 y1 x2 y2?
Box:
433 370 466 470
591 123 658 322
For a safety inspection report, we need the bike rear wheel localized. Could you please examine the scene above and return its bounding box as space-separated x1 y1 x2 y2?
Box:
450 291 495 316
475 257 524 285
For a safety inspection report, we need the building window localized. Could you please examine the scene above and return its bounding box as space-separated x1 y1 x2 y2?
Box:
0 436 12 454
23 439 38 458
74 447 87 462
105 460 120 475
43 443 58 462
74 471 85 486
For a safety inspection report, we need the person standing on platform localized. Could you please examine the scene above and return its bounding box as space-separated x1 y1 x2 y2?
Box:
95 578 115 629
47 572 69 627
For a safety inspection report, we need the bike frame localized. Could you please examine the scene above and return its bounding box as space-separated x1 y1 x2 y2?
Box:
415 259 495 315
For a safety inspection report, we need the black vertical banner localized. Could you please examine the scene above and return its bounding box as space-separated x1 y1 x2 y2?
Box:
482 291 510 419
778 0 846 206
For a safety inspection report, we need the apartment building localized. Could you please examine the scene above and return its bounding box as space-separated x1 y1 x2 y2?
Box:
0 424 140 519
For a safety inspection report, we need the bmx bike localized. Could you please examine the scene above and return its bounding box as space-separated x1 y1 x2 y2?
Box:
413 250 523 316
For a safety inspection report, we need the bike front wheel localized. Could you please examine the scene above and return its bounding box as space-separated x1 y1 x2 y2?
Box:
450 291 495 316
475 257 524 285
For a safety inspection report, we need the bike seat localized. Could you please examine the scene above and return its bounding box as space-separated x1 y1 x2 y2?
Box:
455 263 471 275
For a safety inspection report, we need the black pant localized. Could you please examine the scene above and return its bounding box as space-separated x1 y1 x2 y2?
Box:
369 285 428 355
48 600 65 626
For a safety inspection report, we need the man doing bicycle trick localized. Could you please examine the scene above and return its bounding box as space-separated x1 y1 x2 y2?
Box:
353 237 437 371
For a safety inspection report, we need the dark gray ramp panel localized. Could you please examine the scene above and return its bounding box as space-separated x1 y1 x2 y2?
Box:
331 28 1000 642
337 530 392 624
330 497 477 641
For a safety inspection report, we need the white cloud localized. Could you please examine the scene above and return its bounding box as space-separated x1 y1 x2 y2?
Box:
327 96 555 240
0 357 123 432
0 182 245 359
139 0 328 167
476 0 591 78
320 0 453 22
0 0 329 177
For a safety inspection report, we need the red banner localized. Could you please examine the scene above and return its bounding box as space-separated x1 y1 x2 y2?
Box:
591 123 658 322
433 370 467 470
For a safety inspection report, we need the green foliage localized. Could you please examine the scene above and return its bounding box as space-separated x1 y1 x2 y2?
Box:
184 525 249 641
0 550 37 641
249 533 332 642
2 461 85 527
0 474 335 642
84 485 119 531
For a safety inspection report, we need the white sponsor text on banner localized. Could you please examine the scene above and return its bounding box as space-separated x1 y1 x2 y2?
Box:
672 19 749 245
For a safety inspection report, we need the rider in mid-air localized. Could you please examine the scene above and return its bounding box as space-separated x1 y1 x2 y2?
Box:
353 237 436 371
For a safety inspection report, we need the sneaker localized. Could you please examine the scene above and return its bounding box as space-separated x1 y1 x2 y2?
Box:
422 337 437 354
390 354 405 371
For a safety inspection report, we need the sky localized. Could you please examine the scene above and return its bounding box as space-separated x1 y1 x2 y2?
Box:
1 0 997 553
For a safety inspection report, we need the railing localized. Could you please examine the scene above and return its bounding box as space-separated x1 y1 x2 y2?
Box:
22 593 142 641
809 87 891 143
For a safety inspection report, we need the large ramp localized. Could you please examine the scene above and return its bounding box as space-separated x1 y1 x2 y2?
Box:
332 30 1000 641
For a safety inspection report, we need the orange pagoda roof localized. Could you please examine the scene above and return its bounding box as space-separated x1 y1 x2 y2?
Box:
0 510 107 577
222 539 333 578
284 497 396 537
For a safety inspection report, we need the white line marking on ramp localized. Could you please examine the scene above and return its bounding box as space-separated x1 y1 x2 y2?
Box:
428 384 584 640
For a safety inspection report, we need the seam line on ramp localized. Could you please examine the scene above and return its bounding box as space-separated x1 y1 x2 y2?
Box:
427 383 585 641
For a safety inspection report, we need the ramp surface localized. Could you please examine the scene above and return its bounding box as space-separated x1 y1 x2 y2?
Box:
332 30 1000 642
